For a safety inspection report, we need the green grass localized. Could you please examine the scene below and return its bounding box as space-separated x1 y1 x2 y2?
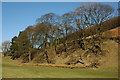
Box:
2 56 118 78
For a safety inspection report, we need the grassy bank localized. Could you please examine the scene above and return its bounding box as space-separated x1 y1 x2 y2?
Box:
2 56 118 78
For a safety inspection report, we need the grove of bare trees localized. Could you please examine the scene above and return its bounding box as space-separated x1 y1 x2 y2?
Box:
8 3 115 62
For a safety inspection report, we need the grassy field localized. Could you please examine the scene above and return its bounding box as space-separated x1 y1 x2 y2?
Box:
2 56 118 78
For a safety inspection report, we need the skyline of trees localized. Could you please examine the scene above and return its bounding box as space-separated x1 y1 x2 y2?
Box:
1 3 115 61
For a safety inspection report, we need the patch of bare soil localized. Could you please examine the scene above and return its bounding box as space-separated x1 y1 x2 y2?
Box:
19 63 85 69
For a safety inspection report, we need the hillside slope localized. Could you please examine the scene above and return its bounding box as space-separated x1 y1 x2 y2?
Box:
102 27 120 38
21 33 119 69
17 17 120 69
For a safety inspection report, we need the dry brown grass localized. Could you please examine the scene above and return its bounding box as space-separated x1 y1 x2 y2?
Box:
102 27 120 38
19 39 118 71
100 40 118 72
19 63 85 69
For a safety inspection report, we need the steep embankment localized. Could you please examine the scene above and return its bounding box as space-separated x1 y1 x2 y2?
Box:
21 28 119 69
20 39 118 70
100 40 118 71
19 16 120 69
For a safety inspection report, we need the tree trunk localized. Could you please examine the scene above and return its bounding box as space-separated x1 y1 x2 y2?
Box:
50 41 53 48
65 38 67 52
45 34 48 48
45 51 49 63
64 43 67 52
57 38 59 45
55 45 57 52
28 51 31 62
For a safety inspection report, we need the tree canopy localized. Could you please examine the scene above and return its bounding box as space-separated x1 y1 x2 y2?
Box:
8 3 115 60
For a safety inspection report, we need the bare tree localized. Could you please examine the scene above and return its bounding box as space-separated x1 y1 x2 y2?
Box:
24 26 35 62
34 23 45 49
37 13 60 48
61 12 74 52
1 41 11 56
74 3 114 54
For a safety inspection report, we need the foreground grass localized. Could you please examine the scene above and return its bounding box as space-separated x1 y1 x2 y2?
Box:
2 56 118 78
